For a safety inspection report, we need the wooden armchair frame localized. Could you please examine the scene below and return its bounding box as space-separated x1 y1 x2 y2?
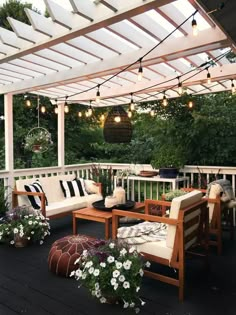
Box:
112 198 209 301
180 188 230 255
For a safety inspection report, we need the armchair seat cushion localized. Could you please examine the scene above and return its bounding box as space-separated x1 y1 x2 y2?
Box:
137 240 172 261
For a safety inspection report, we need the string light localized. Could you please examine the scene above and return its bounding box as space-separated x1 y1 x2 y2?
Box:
128 110 132 118
207 68 211 84
41 105 46 113
64 96 69 113
88 100 93 116
137 58 143 81
178 77 183 95
188 95 194 108
85 111 89 117
130 93 135 111
114 107 121 122
192 15 198 36
150 108 155 117
100 114 105 121
78 111 82 117
96 85 100 104
162 92 168 106
54 106 58 114
231 79 235 94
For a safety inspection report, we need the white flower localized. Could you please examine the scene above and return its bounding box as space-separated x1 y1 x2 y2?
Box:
85 261 93 268
112 270 120 278
95 283 99 290
82 273 87 280
31 231 35 234
139 269 144 277
136 286 140 292
145 261 151 268
123 301 129 308
118 274 125 282
107 256 115 263
110 278 117 286
100 297 106 304
75 269 82 278
130 302 135 308
74 257 81 265
113 283 118 290
129 246 135 253
28 221 32 225
70 270 75 277
123 260 132 270
109 242 115 249
95 290 101 298
120 248 127 256
115 261 122 269
82 249 88 256
10 240 14 245
123 281 130 289
27 237 31 240
100 262 106 268
140 299 146 306
135 308 140 313
13 228 19 234
93 269 100 276
88 267 94 274
19 232 24 237
39 240 44 245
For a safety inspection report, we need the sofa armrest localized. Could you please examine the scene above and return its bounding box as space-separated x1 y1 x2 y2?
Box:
12 190 46 217
112 209 178 239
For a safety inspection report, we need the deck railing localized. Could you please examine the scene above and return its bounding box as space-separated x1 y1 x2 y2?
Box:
1 163 236 204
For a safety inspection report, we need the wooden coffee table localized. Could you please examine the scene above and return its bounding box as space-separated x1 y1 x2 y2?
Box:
72 202 145 239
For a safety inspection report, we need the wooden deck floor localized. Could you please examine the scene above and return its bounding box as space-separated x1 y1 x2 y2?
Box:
0 216 236 315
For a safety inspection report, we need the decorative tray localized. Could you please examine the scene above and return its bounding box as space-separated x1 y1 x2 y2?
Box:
139 171 158 177
92 200 135 211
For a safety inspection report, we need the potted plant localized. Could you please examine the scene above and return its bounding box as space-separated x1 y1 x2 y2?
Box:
0 205 50 247
25 127 53 153
89 164 114 198
151 144 187 178
71 239 150 313
0 183 9 219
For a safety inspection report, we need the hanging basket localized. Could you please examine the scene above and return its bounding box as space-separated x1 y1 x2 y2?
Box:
103 106 132 143
25 127 53 154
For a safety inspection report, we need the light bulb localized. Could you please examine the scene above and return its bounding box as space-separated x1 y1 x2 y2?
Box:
207 71 211 84
96 88 100 104
54 106 58 114
114 116 121 123
128 110 132 118
178 82 183 95
137 66 143 81
26 99 31 107
100 114 105 121
85 111 89 117
162 95 168 106
78 111 82 117
64 105 69 113
88 107 92 116
130 102 135 111
150 109 155 117
231 80 235 94
192 18 198 36
188 100 193 108
41 106 46 113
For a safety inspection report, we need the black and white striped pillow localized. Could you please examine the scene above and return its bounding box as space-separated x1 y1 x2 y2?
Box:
24 180 48 209
60 179 87 198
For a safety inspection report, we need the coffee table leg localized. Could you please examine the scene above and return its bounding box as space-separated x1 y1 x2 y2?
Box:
105 219 110 239
73 215 77 235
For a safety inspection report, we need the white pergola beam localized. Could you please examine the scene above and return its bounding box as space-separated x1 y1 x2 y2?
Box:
0 0 172 64
0 27 229 95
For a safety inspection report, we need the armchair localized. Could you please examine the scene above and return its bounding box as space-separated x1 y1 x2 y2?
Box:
112 190 208 301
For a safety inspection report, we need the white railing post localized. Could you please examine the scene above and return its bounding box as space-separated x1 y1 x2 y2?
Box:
58 101 65 174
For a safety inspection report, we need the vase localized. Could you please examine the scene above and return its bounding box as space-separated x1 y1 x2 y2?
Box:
14 234 28 248
32 144 42 153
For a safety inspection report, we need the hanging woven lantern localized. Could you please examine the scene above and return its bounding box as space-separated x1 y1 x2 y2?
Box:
103 106 132 143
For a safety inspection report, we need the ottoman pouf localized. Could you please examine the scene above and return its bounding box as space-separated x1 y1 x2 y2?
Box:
48 234 98 277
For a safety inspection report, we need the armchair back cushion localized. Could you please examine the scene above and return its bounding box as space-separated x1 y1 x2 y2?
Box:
166 190 203 249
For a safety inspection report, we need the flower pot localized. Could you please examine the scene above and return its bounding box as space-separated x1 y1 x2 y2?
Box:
159 168 179 178
32 144 42 153
14 234 28 248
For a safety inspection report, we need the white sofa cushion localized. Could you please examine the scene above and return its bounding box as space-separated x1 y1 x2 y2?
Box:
137 240 172 261
166 190 203 249
46 193 103 216
84 179 100 194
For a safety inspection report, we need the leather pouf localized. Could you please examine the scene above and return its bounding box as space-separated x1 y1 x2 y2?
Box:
48 234 97 277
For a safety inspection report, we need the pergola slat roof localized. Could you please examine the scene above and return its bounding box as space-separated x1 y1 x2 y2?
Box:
0 0 235 107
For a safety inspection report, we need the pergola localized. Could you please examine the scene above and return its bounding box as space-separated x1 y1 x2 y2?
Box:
1 0 236 187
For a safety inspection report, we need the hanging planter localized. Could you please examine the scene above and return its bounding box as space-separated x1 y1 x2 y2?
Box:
103 106 132 143
25 127 53 154
24 95 53 154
